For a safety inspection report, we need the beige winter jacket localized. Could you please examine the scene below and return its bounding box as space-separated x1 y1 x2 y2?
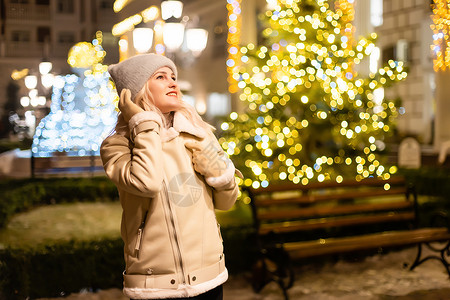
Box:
100 111 239 299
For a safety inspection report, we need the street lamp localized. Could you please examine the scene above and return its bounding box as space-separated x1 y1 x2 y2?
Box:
161 0 183 20
10 60 56 140
163 21 185 51
24 75 38 90
161 0 184 52
133 26 154 53
186 28 208 56
22 63 54 109
39 61 52 75
39 60 55 89
130 0 208 57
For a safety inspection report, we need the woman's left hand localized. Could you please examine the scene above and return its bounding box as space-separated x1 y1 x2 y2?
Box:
119 89 144 123
185 141 228 178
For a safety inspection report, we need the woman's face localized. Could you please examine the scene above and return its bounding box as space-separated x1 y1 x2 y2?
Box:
147 67 182 113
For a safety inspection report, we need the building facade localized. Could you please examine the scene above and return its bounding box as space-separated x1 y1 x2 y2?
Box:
0 0 119 136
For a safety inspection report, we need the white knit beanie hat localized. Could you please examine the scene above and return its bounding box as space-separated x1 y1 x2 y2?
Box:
108 53 177 101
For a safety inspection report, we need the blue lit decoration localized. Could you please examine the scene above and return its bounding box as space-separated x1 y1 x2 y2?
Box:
32 32 118 157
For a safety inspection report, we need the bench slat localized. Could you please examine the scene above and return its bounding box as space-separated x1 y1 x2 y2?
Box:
248 176 406 195
255 187 407 206
258 201 414 221
284 228 450 259
259 212 415 235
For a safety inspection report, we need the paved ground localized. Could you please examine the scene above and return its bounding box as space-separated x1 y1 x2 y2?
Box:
37 246 450 300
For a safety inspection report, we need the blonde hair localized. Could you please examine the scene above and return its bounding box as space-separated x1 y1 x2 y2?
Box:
114 79 214 135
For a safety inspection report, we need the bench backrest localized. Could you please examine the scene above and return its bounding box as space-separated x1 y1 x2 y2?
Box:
246 177 417 241
31 155 104 177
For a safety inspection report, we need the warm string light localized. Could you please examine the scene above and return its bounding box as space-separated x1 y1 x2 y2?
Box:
221 0 406 189
431 0 450 71
226 0 242 93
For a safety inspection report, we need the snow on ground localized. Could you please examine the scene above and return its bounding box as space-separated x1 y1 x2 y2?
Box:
226 246 450 300
38 246 450 300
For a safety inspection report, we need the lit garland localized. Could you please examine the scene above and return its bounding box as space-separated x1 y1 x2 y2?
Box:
11 68 29 80
112 6 160 37
33 32 117 157
226 0 242 93
335 0 356 77
118 35 129 62
431 0 450 71
142 6 160 23
112 14 143 37
113 0 132 13
335 0 355 45
220 0 407 189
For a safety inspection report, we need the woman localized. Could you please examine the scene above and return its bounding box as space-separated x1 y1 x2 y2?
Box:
101 54 239 300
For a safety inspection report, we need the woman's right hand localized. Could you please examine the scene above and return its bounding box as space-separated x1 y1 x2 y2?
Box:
119 89 144 123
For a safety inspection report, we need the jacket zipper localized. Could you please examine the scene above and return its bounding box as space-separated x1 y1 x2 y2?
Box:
163 181 186 284
135 211 148 257
217 222 223 242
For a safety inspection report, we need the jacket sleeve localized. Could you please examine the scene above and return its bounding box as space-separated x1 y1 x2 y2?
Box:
202 131 240 211
212 173 239 211
100 111 164 197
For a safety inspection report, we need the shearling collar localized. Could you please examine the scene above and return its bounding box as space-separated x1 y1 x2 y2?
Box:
162 111 207 142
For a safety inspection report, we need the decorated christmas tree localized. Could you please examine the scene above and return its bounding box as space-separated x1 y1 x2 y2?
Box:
32 32 118 157
220 0 407 189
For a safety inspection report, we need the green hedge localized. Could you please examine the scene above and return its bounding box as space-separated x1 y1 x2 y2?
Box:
0 139 32 154
0 238 125 300
0 227 256 300
0 177 118 228
400 168 450 227
400 167 450 199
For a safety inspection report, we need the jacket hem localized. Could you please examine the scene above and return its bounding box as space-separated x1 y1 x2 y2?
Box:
123 269 228 299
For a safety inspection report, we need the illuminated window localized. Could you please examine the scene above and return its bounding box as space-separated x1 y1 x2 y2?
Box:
207 93 231 117
370 0 383 27
182 95 196 108
369 46 380 73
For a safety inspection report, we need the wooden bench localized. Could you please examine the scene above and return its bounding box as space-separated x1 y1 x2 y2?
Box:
245 176 450 300
31 152 105 177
